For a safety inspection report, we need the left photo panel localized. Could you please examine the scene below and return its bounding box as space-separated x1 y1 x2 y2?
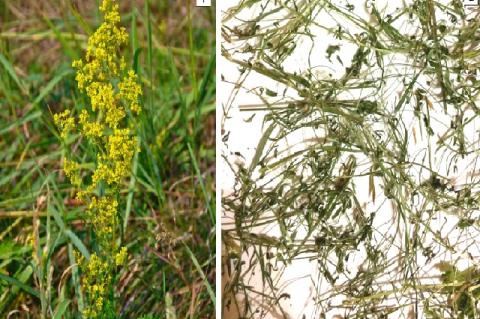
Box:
0 1 215 318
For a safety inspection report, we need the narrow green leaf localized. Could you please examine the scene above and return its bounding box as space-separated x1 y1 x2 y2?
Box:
183 245 215 307
33 69 72 106
53 300 70 319
187 143 214 224
0 272 39 298
0 111 41 136
0 53 27 94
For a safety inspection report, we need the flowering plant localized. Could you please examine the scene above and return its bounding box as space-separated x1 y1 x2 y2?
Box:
53 0 142 316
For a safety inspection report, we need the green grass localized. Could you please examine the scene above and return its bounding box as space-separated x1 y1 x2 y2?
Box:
0 1 215 318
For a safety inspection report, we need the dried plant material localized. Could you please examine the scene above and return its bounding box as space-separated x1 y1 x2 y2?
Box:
222 0 480 318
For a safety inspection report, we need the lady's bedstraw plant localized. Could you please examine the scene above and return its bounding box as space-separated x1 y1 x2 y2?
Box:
53 0 141 317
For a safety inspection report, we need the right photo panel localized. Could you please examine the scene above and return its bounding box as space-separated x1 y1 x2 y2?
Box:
220 0 480 318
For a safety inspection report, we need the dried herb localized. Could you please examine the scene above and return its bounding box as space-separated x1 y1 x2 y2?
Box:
222 1 480 318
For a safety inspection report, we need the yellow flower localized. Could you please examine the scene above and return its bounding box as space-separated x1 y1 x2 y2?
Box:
86 197 118 244
53 110 75 139
95 296 104 310
63 159 81 186
115 246 128 266
81 252 112 318
79 110 103 138
88 129 138 188
119 70 142 114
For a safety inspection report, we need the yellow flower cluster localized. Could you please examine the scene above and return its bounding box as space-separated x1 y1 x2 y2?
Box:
89 129 139 189
80 253 111 318
63 159 81 186
115 246 128 266
53 110 75 139
53 0 142 317
79 110 103 139
53 0 142 196
86 197 117 245
74 0 128 89
119 70 142 114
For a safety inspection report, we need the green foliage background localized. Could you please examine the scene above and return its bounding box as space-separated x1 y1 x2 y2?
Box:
0 1 215 318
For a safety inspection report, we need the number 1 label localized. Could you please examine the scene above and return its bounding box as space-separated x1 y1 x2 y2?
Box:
196 0 211 7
